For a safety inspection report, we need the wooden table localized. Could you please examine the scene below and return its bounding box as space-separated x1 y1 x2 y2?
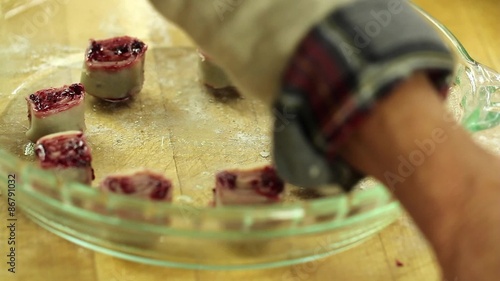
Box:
0 0 498 280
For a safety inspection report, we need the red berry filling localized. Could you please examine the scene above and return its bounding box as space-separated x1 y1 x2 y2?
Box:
28 83 84 112
86 36 147 65
35 132 92 169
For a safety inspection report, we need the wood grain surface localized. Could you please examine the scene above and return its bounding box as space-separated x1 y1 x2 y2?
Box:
0 0 499 280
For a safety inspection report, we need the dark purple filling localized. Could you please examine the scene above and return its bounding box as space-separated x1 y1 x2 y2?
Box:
114 44 129 56
36 132 92 168
68 83 84 95
217 171 237 189
131 40 145 54
87 37 146 62
107 178 135 194
256 166 285 197
150 181 171 200
29 83 84 112
89 41 102 56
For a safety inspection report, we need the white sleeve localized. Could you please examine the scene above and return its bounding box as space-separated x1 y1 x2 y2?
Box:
149 0 353 105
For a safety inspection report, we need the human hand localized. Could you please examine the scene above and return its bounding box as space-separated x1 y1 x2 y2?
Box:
148 0 350 105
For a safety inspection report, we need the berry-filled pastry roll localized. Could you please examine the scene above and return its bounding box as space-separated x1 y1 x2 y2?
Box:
99 169 173 202
213 165 285 206
198 50 240 100
80 36 148 102
26 83 86 142
34 130 94 185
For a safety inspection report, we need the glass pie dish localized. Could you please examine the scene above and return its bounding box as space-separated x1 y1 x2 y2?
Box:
0 1 499 270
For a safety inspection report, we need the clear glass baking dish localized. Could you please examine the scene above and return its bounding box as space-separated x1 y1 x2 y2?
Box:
0 1 499 270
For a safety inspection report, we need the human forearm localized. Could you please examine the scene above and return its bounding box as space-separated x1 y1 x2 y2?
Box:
340 72 500 280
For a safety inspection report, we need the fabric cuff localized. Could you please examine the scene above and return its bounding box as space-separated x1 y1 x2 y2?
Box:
273 0 455 191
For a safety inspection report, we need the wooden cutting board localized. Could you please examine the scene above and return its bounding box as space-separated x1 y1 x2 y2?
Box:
0 0 498 280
